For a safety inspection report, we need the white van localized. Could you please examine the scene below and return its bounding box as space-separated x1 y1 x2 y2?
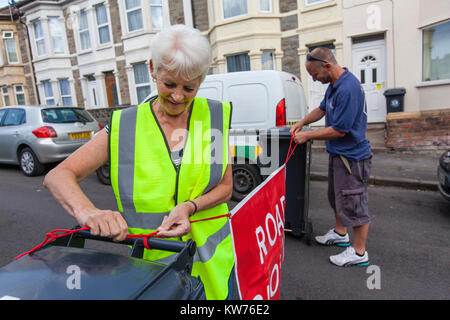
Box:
146 70 308 200
197 70 307 129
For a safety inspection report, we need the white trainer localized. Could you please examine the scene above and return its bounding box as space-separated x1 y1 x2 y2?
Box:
329 246 370 267
315 229 350 247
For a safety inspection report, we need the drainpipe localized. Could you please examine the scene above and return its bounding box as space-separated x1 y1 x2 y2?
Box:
183 0 193 27
390 0 396 88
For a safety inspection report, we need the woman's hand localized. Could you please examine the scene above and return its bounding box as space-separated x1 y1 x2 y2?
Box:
156 202 193 238
77 209 129 242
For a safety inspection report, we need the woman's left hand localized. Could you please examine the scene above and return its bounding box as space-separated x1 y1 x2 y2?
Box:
156 202 192 238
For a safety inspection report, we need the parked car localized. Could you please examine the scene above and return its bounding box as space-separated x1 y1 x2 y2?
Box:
437 149 450 201
0 106 100 176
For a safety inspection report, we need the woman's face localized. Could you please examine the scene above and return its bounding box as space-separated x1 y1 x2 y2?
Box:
153 67 202 116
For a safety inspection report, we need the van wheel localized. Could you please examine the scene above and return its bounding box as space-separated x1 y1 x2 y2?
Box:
19 147 45 177
96 162 111 185
232 164 263 201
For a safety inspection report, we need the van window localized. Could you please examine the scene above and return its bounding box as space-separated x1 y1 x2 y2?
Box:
42 108 94 123
227 83 268 128
284 80 306 120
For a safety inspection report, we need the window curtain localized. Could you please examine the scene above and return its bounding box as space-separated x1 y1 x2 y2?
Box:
223 0 247 19
134 62 151 103
96 5 110 44
126 0 143 31
5 39 18 63
59 79 73 106
79 11 91 50
49 18 64 54
227 53 250 72
261 50 274 70
34 20 46 56
259 0 271 12
150 0 163 29
422 21 450 81
43 81 55 106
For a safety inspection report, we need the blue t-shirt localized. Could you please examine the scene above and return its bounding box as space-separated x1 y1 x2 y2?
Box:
319 69 372 161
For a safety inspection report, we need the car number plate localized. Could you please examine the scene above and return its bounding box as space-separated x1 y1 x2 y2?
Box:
69 132 91 139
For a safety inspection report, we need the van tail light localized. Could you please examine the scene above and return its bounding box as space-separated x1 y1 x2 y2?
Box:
32 126 57 138
276 98 286 127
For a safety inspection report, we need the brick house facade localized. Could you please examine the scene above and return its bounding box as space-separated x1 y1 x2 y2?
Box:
6 0 449 152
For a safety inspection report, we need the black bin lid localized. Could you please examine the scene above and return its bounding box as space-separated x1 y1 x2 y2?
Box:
0 246 167 300
384 88 406 96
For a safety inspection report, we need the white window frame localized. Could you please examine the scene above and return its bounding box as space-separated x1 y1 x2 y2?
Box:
43 81 55 106
1 86 10 106
33 20 46 57
420 19 450 84
261 50 275 70
95 4 111 45
14 84 26 105
125 0 144 32
5 38 19 64
78 9 91 51
49 17 65 54
133 62 151 104
259 0 272 13
222 0 248 19
58 79 73 106
304 0 331 7
149 0 164 30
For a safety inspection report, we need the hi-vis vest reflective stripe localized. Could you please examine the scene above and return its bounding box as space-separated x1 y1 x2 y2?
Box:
109 97 234 300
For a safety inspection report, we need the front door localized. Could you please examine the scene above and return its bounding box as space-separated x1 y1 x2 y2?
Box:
352 39 387 123
105 72 119 107
87 77 99 108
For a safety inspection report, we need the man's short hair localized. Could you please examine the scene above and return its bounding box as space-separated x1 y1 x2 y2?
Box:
308 47 337 65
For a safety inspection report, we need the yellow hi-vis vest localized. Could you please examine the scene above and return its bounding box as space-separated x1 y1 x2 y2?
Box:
109 97 234 300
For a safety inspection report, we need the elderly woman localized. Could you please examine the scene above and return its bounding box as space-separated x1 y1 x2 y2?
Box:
43 25 234 300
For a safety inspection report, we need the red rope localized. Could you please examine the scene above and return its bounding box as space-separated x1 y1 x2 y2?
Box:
15 213 230 260
285 134 298 165
16 136 297 261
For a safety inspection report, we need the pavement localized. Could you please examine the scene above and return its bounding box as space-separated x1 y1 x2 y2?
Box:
310 148 442 191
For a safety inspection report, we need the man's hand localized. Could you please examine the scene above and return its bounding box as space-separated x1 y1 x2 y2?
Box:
156 202 192 238
293 130 310 145
290 121 304 136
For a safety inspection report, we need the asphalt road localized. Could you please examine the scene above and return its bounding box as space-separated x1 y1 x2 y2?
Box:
0 164 449 300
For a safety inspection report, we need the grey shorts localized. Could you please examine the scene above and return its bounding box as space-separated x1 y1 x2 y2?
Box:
328 155 372 227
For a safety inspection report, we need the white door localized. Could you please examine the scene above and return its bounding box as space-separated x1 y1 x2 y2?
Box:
87 79 99 108
352 40 387 123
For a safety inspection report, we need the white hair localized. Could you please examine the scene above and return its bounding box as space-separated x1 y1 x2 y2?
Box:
151 24 211 82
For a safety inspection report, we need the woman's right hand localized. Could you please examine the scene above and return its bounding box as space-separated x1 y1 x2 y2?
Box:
77 209 129 242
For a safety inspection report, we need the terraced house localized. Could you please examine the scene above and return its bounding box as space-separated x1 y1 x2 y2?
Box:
0 5 38 107
2 0 449 152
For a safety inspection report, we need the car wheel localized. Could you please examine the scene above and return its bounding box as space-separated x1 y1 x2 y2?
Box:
232 164 263 201
96 162 111 185
19 147 45 177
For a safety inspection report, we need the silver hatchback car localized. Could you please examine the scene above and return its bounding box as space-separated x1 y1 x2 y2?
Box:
0 106 100 176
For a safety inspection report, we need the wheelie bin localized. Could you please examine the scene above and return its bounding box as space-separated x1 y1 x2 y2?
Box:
258 127 313 244
0 229 205 300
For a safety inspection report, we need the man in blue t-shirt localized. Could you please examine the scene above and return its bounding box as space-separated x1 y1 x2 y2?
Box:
290 47 373 267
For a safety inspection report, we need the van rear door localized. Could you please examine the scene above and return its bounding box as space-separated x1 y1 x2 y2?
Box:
281 74 307 124
197 80 224 101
